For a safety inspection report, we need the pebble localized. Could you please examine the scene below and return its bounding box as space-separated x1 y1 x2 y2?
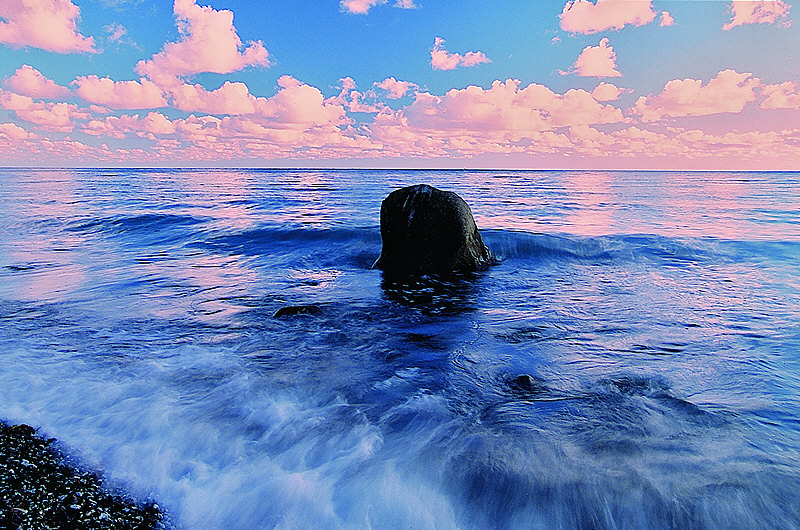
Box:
0 420 164 529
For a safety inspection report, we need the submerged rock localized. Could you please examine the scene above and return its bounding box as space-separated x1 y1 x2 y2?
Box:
273 304 322 318
507 374 548 395
375 184 494 276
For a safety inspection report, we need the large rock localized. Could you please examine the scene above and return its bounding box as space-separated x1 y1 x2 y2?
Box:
375 184 494 276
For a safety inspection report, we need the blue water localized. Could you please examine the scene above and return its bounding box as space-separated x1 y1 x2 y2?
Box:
1 168 799 528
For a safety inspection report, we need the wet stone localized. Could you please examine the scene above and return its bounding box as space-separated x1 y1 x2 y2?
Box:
0 420 164 529
273 304 323 318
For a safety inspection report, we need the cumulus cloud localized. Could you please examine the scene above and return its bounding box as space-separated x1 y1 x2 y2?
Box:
73 76 167 109
760 82 800 109
559 0 659 34
255 75 349 129
0 89 89 132
633 69 760 121
660 11 675 27
0 0 96 53
430 37 490 71
170 81 257 115
340 0 416 14
0 122 40 141
135 0 269 86
723 1 791 30
560 38 622 77
333 78 384 113
82 112 177 139
591 82 626 101
375 77 418 99
5 65 70 99
403 79 624 134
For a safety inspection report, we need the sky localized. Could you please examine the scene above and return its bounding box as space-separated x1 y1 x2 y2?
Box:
0 0 799 169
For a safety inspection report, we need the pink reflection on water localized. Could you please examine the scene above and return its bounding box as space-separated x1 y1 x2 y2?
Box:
270 170 348 227
1 170 88 302
661 172 800 240
563 171 616 236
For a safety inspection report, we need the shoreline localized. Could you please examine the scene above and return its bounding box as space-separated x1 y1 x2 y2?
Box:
0 420 164 529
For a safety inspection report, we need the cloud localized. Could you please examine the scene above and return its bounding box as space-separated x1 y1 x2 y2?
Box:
135 0 269 86
4 65 70 99
0 0 96 53
591 82 626 101
430 37 490 71
375 77 418 99
104 22 127 43
340 0 416 14
82 112 177 139
333 78 384 113
633 69 760 121
559 0 658 34
169 81 257 114
0 89 89 132
73 76 167 109
1 122 41 141
723 1 791 30
254 75 349 129
402 79 624 135
340 0 383 13
760 82 800 109
560 38 621 77
659 11 675 27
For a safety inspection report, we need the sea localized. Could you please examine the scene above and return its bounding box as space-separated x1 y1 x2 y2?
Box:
1 168 799 529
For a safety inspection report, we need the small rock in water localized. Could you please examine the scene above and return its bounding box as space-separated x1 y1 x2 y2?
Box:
375 184 494 276
508 374 548 395
273 304 323 318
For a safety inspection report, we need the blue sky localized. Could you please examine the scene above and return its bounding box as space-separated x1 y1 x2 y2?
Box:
1 0 798 168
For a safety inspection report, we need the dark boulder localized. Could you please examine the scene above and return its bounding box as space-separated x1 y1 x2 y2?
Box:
273 304 322 318
508 374 548 395
375 184 494 276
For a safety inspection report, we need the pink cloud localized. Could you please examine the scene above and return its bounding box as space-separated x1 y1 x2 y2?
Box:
563 124 800 168
633 69 760 121
723 1 791 30
430 37 490 71
559 0 657 34
760 82 800 109
82 112 177 139
73 76 167 109
103 22 128 43
254 75 349 129
340 0 383 14
591 82 626 101
135 0 269 86
332 78 384 113
561 38 621 77
403 79 624 134
0 122 40 141
169 81 257 114
0 0 95 53
660 11 675 27
375 77 418 99
5 65 70 99
340 0 416 14
0 90 89 132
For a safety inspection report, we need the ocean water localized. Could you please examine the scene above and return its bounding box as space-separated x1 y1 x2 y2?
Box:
1 168 799 529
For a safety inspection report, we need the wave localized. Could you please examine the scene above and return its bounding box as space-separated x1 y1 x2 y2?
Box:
60 214 799 272
68 213 209 235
